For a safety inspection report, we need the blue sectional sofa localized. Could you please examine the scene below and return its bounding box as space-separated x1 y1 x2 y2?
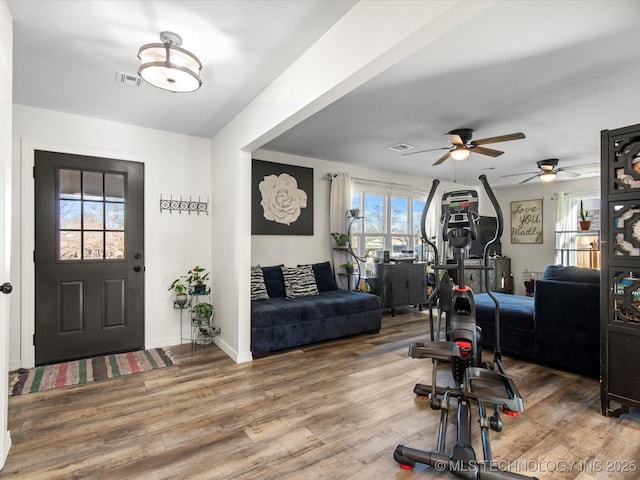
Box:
474 265 600 377
251 262 382 357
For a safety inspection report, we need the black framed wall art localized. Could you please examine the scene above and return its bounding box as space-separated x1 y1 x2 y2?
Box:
251 159 314 235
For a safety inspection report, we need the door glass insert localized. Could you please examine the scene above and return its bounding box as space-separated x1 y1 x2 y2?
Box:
58 169 126 261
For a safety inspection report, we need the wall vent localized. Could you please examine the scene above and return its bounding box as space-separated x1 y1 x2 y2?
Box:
388 143 414 152
116 71 142 87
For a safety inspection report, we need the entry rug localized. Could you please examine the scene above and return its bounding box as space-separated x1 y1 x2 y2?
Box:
9 348 176 396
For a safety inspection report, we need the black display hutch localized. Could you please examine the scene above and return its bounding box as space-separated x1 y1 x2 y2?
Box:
600 123 640 416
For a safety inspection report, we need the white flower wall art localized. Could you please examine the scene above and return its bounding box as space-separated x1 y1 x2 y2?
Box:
259 173 307 225
252 159 314 235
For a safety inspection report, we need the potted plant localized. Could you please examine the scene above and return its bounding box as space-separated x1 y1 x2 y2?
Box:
341 262 355 274
168 277 188 307
579 199 591 231
191 302 214 321
187 265 210 294
331 232 349 247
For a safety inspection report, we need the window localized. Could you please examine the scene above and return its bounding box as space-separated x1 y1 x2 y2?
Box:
350 186 427 261
58 169 126 261
555 193 600 268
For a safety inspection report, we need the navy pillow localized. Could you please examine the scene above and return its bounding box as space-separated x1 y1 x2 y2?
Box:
312 261 337 292
542 265 599 284
261 265 286 298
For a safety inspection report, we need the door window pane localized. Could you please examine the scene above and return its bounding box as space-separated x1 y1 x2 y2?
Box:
83 201 104 229
105 203 125 230
59 169 81 199
59 231 81 260
105 174 124 202
83 171 103 201
83 232 104 259
59 200 81 229
106 232 125 259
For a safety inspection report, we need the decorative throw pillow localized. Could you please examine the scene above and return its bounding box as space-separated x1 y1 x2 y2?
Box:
282 265 319 298
261 265 286 298
312 261 337 291
250 266 269 300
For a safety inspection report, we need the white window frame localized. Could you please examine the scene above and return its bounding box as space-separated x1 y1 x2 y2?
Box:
350 182 428 261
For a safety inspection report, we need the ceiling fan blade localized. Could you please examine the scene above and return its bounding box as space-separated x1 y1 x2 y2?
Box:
401 147 449 156
472 132 526 146
501 170 539 178
471 145 503 157
433 151 451 166
558 169 580 178
518 174 540 184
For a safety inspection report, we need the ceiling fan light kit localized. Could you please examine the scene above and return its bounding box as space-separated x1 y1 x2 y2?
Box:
539 171 557 182
450 147 470 161
138 31 203 93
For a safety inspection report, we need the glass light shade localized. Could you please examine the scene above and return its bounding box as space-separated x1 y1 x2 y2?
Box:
450 147 470 161
138 43 202 93
540 171 557 182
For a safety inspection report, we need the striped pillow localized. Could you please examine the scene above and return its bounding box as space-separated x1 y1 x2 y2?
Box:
250 266 269 300
282 265 319 298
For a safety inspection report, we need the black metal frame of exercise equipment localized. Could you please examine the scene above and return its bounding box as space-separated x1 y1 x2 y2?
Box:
393 175 538 480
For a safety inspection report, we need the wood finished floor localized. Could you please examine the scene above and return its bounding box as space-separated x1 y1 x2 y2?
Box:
2 309 639 480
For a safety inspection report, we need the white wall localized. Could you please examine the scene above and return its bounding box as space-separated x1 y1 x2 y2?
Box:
10 105 212 369
495 176 600 296
251 149 465 267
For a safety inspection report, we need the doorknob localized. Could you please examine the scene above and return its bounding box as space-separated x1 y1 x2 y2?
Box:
133 266 142 272
1 282 12 294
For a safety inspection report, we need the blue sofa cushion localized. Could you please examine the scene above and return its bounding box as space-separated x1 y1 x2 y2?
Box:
261 265 286 298
474 292 535 332
252 290 380 328
542 264 599 283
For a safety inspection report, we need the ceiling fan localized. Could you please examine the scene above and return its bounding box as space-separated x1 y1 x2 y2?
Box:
402 128 526 166
502 158 581 184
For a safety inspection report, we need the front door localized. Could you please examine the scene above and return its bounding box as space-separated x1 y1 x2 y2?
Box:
34 150 144 365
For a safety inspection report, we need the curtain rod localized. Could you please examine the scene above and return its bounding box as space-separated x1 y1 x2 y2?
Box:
324 173 431 195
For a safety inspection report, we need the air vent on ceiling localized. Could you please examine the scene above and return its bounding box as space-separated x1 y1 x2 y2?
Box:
388 143 414 152
116 71 142 87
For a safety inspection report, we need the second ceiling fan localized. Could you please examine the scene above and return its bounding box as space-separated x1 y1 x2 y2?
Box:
502 158 582 184
403 128 526 166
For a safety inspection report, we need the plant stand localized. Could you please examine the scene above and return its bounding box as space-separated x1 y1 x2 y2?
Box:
174 287 220 354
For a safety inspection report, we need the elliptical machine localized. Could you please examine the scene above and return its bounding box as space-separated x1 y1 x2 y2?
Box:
394 175 538 480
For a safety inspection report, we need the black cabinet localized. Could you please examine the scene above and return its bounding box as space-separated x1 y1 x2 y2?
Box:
447 258 511 294
368 263 426 316
600 123 640 416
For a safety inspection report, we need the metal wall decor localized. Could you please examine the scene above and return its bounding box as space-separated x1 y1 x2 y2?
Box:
160 194 208 215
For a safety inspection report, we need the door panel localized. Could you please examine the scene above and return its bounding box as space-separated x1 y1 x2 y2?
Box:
35 150 144 365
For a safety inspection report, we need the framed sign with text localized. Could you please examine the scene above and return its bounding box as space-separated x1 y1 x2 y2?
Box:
511 198 543 244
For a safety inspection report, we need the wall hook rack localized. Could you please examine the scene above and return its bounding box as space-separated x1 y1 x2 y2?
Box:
160 194 209 215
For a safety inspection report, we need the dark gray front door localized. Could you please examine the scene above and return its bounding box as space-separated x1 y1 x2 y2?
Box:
34 150 144 365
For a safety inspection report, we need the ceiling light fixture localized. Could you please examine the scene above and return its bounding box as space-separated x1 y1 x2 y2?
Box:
450 147 470 161
539 170 557 182
138 31 203 93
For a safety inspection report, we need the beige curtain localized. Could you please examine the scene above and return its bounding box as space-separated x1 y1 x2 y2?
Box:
330 173 351 289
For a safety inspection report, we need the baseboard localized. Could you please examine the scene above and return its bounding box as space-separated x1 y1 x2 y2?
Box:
0 430 11 470
213 337 253 364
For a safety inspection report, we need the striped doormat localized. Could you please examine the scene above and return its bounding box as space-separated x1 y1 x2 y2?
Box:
9 348 176 396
